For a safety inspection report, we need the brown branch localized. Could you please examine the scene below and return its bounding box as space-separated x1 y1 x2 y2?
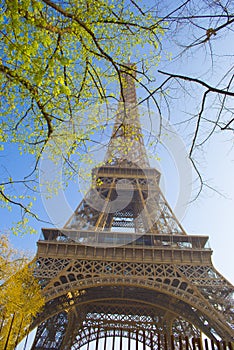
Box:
209 17 234 36
76 58 89 101
198 76 234 146
189 90 209 157
221 117 234 130
178 17 234 50
138 76 172 104
87 67 104 99
41 0 122 102
150 0 192 29
0 64 53 138
0 189 52 225
89 62 107 99
44 32 61 72
158 70 234 97
130 0 145 16
0 189 37 218
1 179 36 186
42 0 107 46
14 106 32 130
160 14 234 21
18 8 71 35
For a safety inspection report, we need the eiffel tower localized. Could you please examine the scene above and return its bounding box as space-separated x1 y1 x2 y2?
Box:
30 64 234 349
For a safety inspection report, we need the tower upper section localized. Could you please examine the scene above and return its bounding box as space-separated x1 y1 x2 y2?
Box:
104 64 150 168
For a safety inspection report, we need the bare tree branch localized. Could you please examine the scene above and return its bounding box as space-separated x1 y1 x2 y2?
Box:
158 70 234 97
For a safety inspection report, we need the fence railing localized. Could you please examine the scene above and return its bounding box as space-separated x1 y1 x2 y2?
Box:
167 335 233 350
0 313 233 350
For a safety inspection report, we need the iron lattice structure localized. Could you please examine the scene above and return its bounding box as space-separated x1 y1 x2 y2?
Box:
31 64 234 349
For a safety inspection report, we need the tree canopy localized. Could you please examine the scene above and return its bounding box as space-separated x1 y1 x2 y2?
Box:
0 0 165 231
1 0 234 230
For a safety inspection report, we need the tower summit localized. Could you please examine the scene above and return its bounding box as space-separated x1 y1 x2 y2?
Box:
30 65 234 349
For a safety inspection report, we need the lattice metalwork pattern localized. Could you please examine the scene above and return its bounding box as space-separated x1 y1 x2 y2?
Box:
30 65 234 349
65 168 186 236
104 64 150 168
32 312 68 349
34 250 234 341
66 303 201 350
31 298 203 350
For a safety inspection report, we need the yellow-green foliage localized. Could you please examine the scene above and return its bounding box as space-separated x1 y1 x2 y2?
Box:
0 235 44 349
0 0 165 233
